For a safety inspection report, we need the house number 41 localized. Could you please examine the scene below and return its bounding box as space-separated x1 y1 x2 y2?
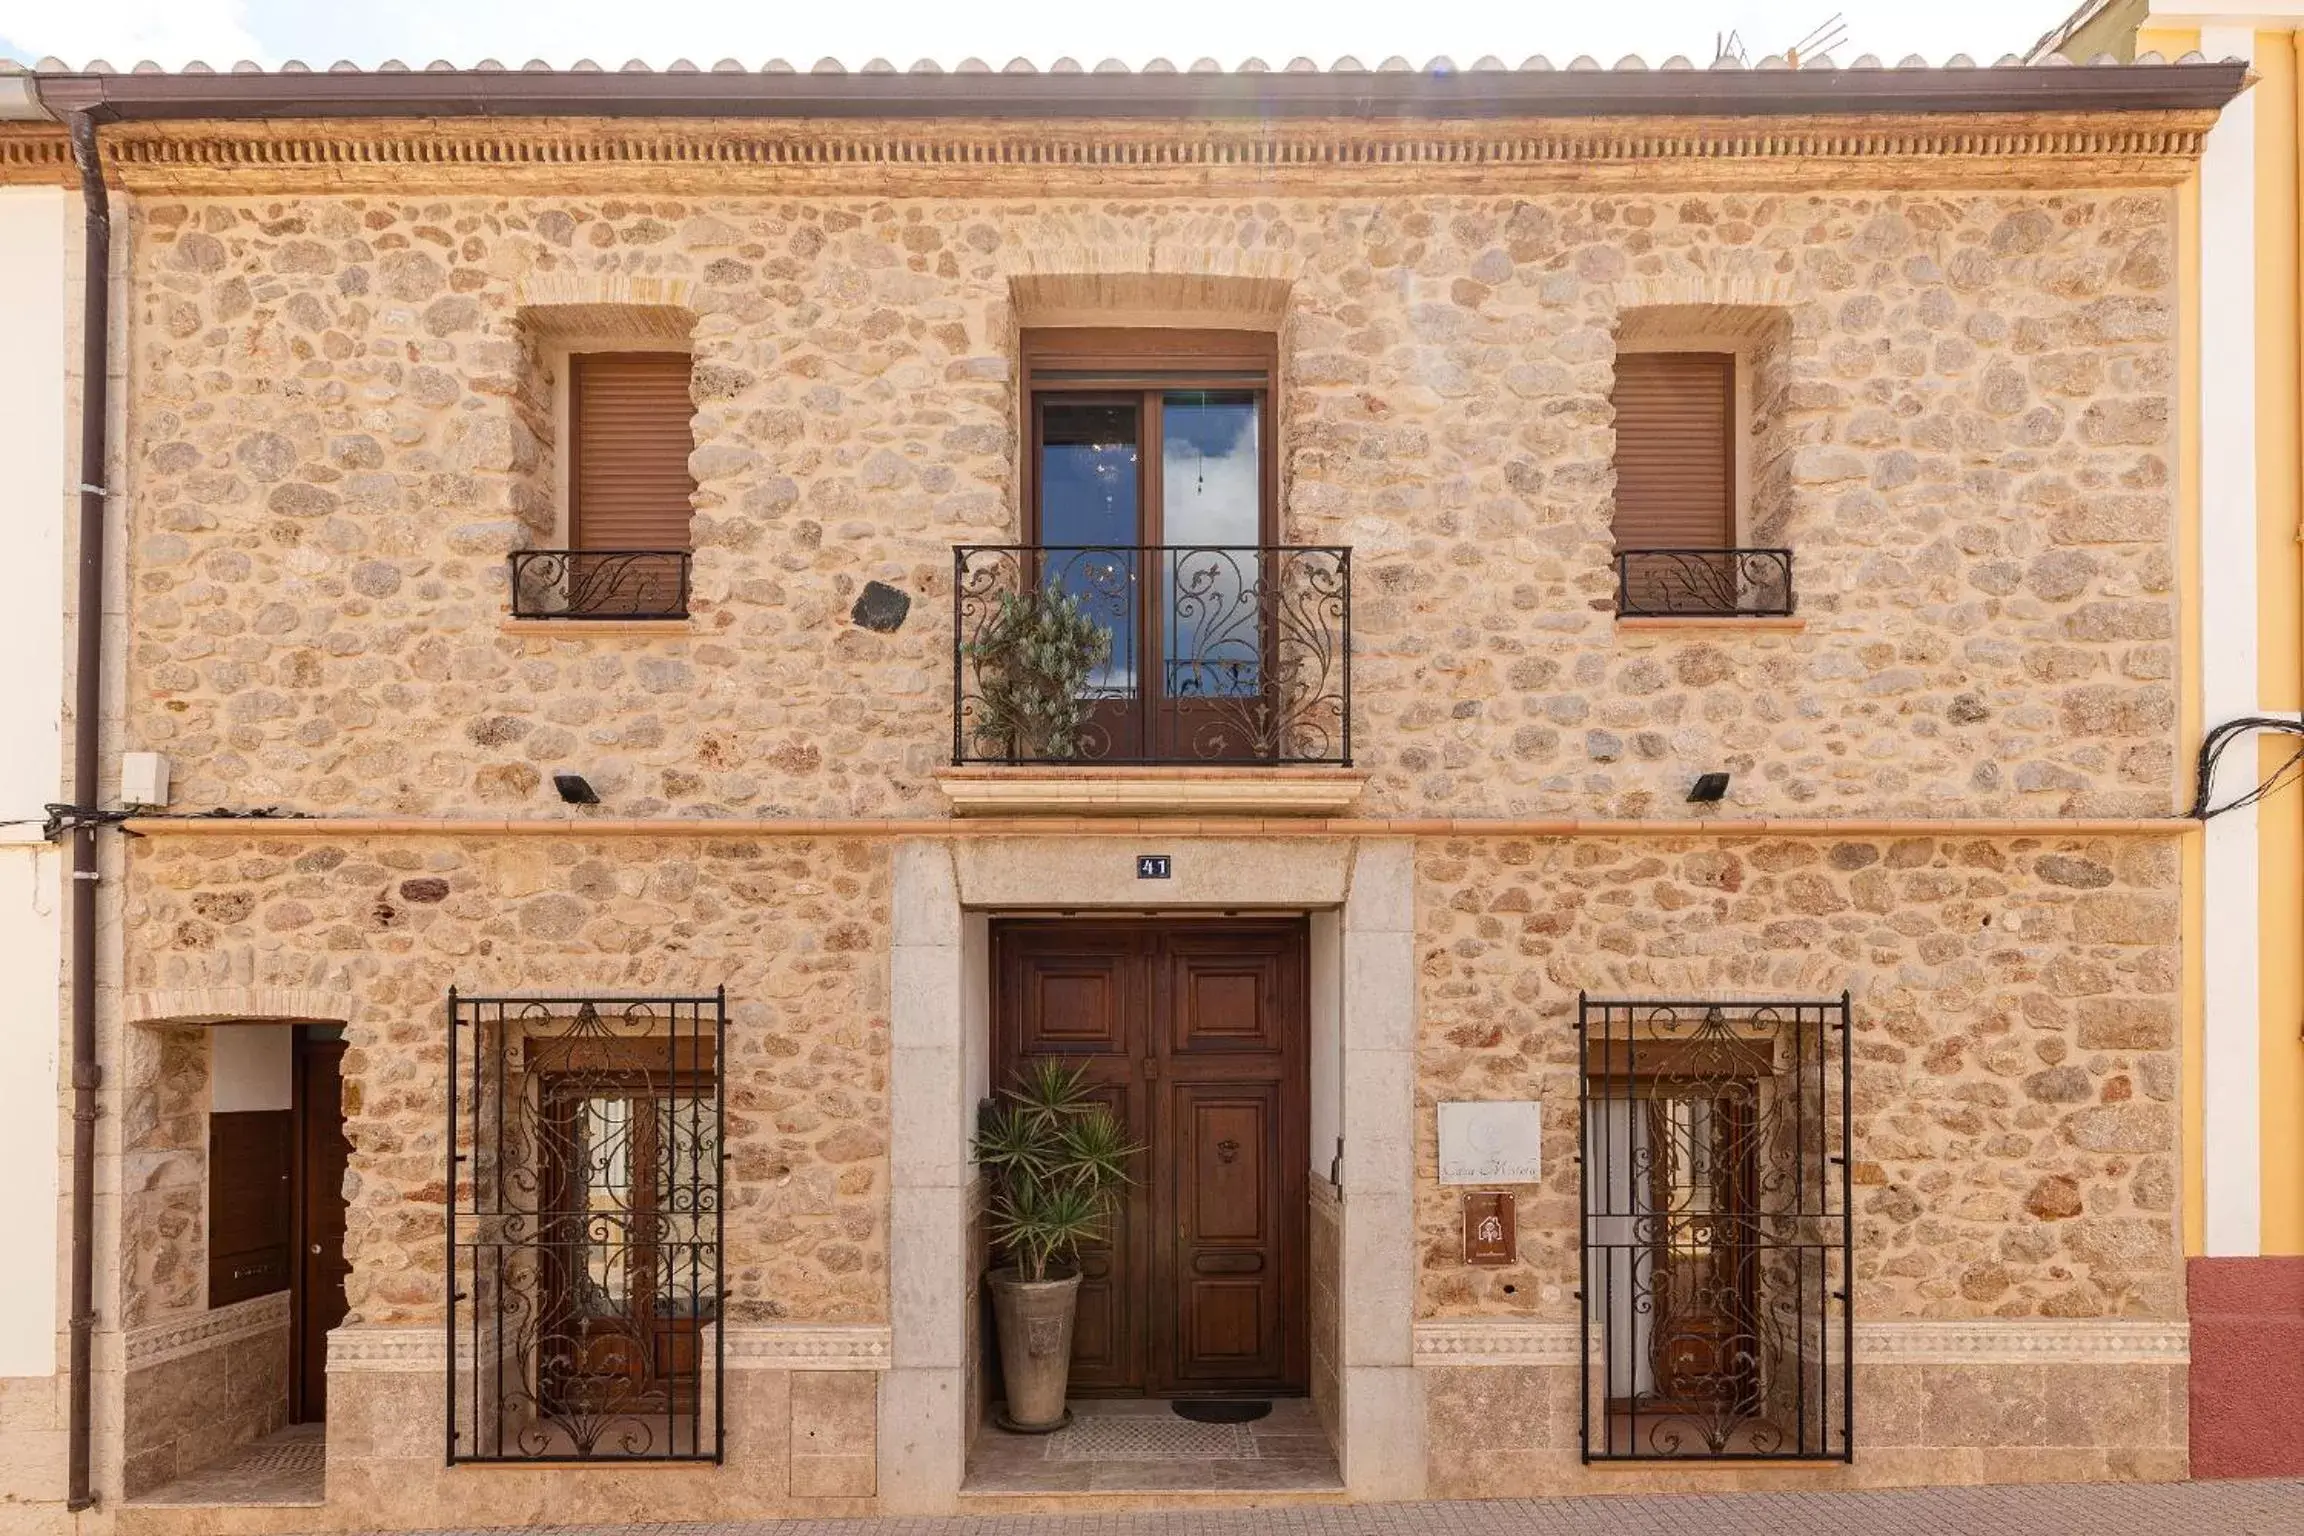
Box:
1136 854 1172 879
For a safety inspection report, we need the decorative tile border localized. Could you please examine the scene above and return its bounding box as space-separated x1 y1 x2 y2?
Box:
1412 1317 2189 1368
328 1323 892 1373
126 1292 290 1372
328 1327 448 1374
1856 1319 2189 1365
1412 1320 1581 1367
725 1324 892 1371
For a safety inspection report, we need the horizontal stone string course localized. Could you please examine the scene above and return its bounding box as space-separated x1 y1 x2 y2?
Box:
121 815 2200 838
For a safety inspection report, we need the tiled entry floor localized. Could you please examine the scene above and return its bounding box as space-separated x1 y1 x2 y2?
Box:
127 1423 324 1507
963 1399 1343 1495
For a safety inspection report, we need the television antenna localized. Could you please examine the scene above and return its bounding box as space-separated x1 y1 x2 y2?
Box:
1716 14 1849 68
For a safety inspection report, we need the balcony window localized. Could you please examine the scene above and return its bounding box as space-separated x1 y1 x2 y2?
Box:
952 328 1349 766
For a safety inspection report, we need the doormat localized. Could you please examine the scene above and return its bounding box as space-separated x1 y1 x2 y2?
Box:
1173 1399 1272 1425
1044 1417 1261 1461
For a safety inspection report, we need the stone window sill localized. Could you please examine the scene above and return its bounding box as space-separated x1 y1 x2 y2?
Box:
936 766 1367 818
500 618 694 637
1614 616 1807 633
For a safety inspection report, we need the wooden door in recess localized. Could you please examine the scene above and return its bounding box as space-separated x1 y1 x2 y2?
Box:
992 918 1307 1397
292 1032 351 1422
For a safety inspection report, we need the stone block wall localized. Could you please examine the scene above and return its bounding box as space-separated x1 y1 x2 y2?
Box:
119 187 2177 824
1419 1356 2186 1496
120 1299 290 1499
320 1355 878 1530
1308 1181 1341 1451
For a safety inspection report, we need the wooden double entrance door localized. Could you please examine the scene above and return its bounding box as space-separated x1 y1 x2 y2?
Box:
994 918 1308 1397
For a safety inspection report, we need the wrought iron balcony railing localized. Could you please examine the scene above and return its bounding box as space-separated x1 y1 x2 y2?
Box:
1615 548 1795 619
509 550 692 620
952 544 1351 767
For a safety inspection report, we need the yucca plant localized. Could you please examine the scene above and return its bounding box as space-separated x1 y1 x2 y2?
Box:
962 580 1113 761
974 1059 1137 1282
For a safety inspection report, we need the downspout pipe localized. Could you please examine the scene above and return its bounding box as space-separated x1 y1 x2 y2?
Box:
64 107 109 1516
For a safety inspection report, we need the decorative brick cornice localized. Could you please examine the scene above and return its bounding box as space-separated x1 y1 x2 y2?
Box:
0 111 2214 194
126 1292 289 1372
1411 1317 2190 1367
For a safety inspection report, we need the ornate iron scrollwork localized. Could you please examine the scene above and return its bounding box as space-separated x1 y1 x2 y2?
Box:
509 550 692 620
1577 993 1852 1463
1614 548 1795 619
447 990 726 1463
951 544 1352 766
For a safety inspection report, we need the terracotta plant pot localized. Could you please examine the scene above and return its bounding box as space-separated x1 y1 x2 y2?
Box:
988 1266 1080 1432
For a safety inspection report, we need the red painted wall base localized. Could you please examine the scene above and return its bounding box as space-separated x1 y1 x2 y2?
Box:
2189 1256 2304 1478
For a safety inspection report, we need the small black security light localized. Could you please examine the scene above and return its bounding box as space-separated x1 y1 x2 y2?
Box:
1687 772 1731 804
553 773 600 805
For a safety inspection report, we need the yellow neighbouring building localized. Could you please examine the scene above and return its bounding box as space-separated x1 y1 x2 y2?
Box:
2036 0 2304 1481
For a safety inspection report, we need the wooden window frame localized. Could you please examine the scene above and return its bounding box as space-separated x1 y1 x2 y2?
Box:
1019 327 1281 549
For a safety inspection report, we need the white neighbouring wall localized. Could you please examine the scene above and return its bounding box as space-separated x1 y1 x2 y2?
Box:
2195 24 2265 1259
0 186 70 1380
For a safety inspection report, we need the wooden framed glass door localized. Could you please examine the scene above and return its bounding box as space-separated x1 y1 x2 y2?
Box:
538 1075 718 1415
1024 329 1278 762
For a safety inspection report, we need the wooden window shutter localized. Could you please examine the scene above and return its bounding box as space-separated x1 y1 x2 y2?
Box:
1610 352 1734 550
571 352 696 550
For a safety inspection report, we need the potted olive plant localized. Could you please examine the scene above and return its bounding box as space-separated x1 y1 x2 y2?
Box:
973 1059 1137 1431
961 579 1112 761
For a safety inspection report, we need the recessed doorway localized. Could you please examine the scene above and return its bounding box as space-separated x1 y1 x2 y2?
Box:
990 917 1310 1399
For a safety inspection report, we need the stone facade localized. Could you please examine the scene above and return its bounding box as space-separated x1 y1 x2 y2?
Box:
123 187 2175 824
1415 834 2183 1323
59 110 2202 1524
126 835 892 1332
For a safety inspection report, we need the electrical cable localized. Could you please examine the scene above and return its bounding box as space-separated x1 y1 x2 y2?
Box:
2188 715 2304 820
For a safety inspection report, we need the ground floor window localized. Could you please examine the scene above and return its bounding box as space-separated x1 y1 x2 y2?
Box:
1577 994 1852 1462
447 991 725 1463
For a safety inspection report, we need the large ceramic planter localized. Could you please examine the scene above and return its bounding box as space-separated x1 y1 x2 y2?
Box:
988 1267 1080 1432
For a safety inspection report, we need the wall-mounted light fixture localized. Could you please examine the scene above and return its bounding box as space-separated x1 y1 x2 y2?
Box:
1687 772 1731 804
552 773 599 805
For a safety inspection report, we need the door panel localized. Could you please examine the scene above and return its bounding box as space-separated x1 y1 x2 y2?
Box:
993 919 1305 1399
998 929 1147 1393
293 1035 350 1421
1168 1084 1287 1386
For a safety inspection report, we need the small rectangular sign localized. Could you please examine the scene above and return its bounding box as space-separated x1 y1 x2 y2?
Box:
1462 1190 1516 1266
1437 1100 1543 1185
1136 854 1172 879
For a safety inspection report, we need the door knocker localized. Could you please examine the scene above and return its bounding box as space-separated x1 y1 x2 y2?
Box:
1216 1137 1240 1164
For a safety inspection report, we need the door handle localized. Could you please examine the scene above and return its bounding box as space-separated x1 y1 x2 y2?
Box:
310 1244 324 1255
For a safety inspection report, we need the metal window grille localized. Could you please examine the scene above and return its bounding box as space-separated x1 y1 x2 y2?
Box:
447 990 726 1463
1577 993 1852 1462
